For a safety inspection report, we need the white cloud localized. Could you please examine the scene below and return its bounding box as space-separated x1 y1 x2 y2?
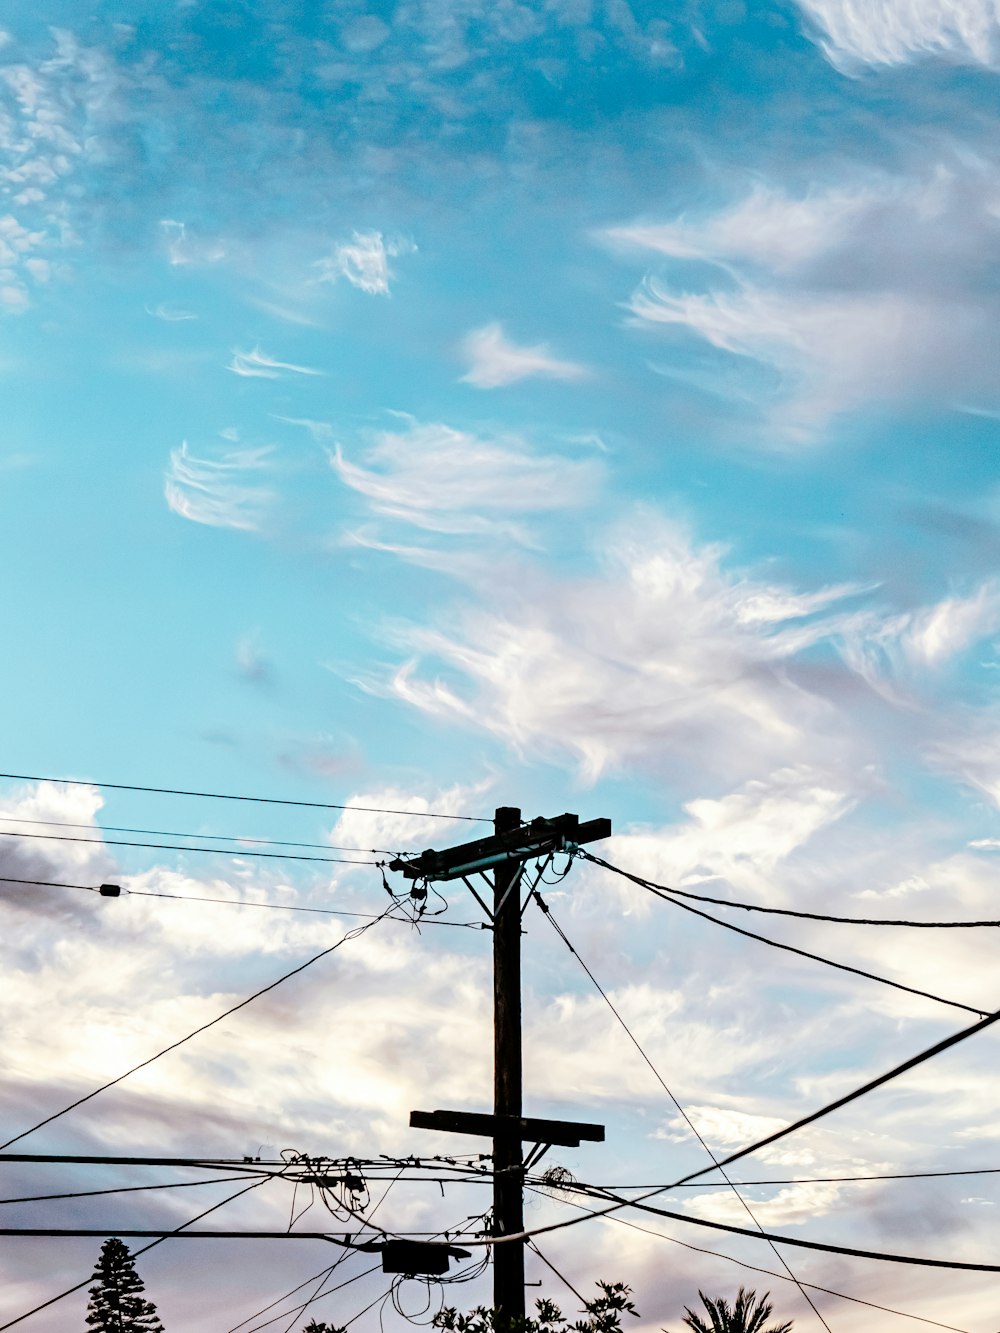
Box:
460 322 589 389
630 278 937 442
605 185 876 273
835 580 1000 690
331 416 603 544
227 346 323 379
612 170 1000 439
314 230 414 296
164 441 274 532
160 219 226 267
796 0 1000 68
145 302 197 321
381 514 866 782
611 767 855 904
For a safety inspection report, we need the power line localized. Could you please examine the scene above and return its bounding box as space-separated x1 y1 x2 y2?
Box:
0 771 489 821
0 874 485 928
527 1240 585 1304
246 1169 404 1333
646 883 988 1018
0 828 380 865
0 1174 269 1205
0 1151 287 1171
547 1185 1000 1274
0 814 406 856
581 851 1000 928
529 1187 969 1333
569 1165 1000 1187
0 907 396 1152
244 1263 383 1333
464 1001 1000 1251
0 1174 272 1331
531 888 832 1333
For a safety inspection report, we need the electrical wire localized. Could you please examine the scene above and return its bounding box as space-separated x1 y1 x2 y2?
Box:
0 1151 287 1171
242 1264 383 1333
0 1174 269 1205
0 814 406 855
0 906 397 1152
0 1173 273 1331
537 1185 1000 1274
229 1261 361 1332
0 771 488 821
645 885 988 1018
461 1001 1000 1251
527 1187 969 1333
527 1239 586 1304
531 887 833 1333
0 828 379 865
287 1169 405 1333
580 851 1000 929
0 874 486 927
565 1166 1000 1188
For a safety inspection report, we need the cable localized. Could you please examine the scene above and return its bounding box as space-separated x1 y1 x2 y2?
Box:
0 906 397 1151
581 851 1000 928
542 1185 1000 1274
243 1264 383 1333
0 1174 269 1205
527 1239 586 1304
0 1173 272 1331
0 875 485 928
0 828 379 865
0 814 405 856
528 1187 969 1333
125 887 483 928
646 885 988 1018
532 889 832 1333
285 1170 404 1333
567 1166 1000 1188
0 772 488 821
461 1001 1000 1251
0 1228 371 1240
0 1152 289 1171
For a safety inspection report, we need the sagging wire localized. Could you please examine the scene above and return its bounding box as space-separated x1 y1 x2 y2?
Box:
384 1212 493 1332
379 866 451 932
279 1152 373 1227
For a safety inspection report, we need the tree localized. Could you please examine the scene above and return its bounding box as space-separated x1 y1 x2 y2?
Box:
433 1280 637 1333
302 1323 345 1333
680 1288 792 1333
85 1238 164 1333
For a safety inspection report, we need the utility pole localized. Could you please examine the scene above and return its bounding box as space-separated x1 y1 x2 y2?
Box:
492 806 525 1322
389 808 610 1323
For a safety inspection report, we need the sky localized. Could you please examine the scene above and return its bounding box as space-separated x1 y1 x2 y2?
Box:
3 0 1000 1329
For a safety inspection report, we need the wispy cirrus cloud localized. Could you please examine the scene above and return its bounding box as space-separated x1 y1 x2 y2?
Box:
460 322 589 389
380 513 869 783
611 168 1000 440
164 440 274 531
314 231 414 296
331 416 603 545
796 0 1000 68
227 346 323 379
145 302 197 322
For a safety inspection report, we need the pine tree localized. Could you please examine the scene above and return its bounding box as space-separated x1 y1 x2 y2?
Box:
85 1237 164 1333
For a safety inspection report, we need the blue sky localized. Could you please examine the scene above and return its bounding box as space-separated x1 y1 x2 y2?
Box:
3 1 1000 1330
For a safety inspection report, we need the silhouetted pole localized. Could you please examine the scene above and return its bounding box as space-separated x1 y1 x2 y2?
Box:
493 804 525 1325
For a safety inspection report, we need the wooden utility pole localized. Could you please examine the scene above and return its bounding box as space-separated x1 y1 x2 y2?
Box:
492 805 525 1322
391 809 610 1317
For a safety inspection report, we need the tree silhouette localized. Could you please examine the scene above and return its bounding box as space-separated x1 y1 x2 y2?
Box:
433 1280 637 1333
85 1237 164 1333
680 1288 792 1333
302 1323 346 1333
